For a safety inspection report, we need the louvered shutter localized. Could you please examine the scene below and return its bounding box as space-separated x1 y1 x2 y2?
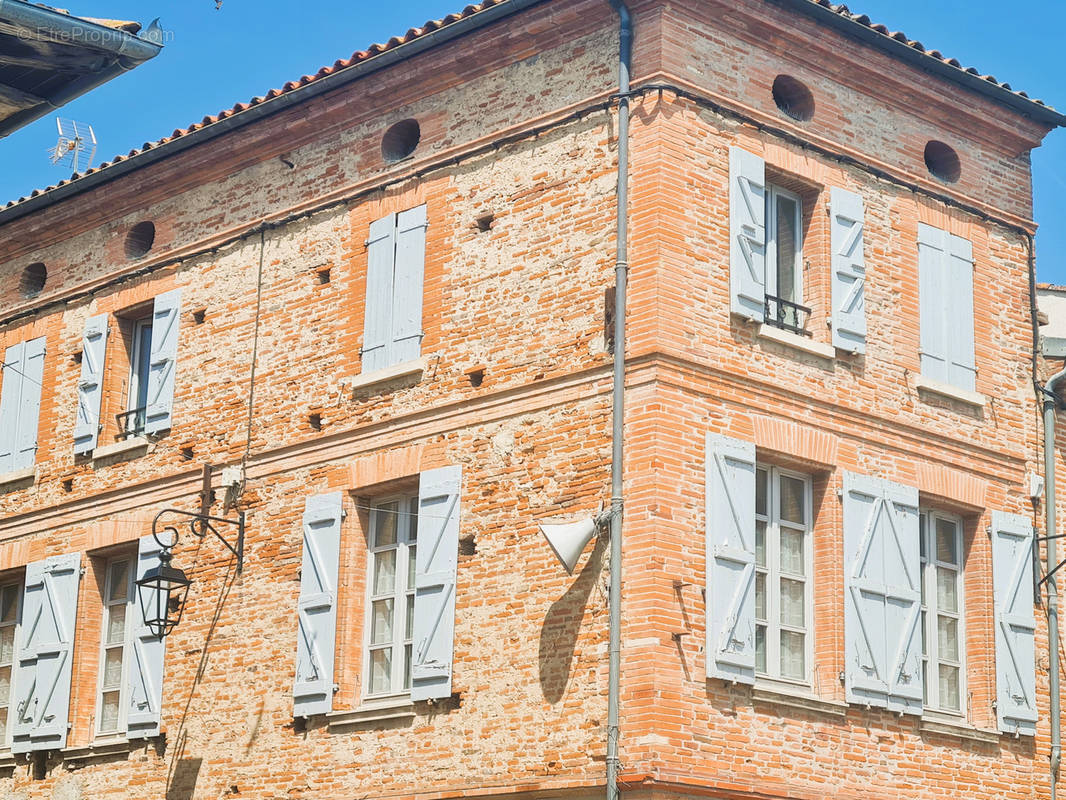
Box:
391 205 427 365
0 340 26 473
843 473 922 714
128 535 167 738
917 224 949 384
14 337 45 471
830 188 867 354
73 314 108 454
704 433 757 684
362 213 397 373
412 465 461 701
945 234 976 391
144 289 182 435
293 492 343 717
11 553 80 754
991 511 1037 736
729 147 766 322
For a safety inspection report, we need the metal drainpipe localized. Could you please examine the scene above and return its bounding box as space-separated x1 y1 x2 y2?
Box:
1045 366 1066 800
606 4 631 800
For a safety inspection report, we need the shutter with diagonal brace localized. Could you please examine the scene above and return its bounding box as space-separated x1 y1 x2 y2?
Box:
128 535 168 738
412 465 462 701
729 147 766 322
11 553 81 753
144 289 182 435
830 187 867 353
843 473 922 714
991 511 1037 736
73 314 108 454
0 336 45 473
293 492 343 717
705 433 757 684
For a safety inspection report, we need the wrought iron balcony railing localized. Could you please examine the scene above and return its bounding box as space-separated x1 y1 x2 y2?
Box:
764 294 812 337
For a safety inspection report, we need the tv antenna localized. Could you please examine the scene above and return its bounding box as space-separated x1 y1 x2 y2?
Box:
49 118 97 173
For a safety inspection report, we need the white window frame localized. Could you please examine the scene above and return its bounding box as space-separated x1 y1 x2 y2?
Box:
765 184 804 311
920 510 966 716
125 317 153 435
754 465 813 686
96 555 134 737
362 495 418 702
0 582 20 749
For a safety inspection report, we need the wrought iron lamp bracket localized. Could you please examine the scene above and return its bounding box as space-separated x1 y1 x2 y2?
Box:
152 507 245 573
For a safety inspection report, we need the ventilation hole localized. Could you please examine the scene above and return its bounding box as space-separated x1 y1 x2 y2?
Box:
19 262 46 298
309 413 322 431
381 119 420 163
316 267 331 285
192 309 206 325
125 221 156 259
73 350 83 365
468 368 484 388
924 140 961 183
604 286 617 355
475 213 495 232
61 478 73 493
459 536 477 556
772 75 815 122
31 751 46 781
180 446 195 461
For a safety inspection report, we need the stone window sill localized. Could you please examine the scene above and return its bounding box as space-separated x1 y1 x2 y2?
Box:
0 466 35 488
751 684 847 718
757 325 835 360
92 436 150 463
914 375 985 409
919 715 999 744
344 358 426 393
326 698 415 729
0 750 15 771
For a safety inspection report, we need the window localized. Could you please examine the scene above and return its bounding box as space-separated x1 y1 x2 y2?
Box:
920 511 964 714
917 223 975 392
362 205 427 373
0 583 20 747
765 185 804 332
0 336 45 474
97 556 133 735
754 466 812 682
121 317 153 438
365 496 418 699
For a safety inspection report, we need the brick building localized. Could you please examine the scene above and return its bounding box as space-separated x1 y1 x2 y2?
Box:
0 1 1062 799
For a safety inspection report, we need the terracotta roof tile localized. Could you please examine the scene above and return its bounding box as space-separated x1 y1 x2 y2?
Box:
3 0 1058 211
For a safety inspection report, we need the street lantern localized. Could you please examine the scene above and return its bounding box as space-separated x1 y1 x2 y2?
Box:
136 507 244 638
136 545 191 639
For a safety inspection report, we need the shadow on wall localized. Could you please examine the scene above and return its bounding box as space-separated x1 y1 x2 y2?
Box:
538 534 606 704
166 757 202 800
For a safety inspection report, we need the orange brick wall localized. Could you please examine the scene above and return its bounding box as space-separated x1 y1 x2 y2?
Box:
0 0 1056 798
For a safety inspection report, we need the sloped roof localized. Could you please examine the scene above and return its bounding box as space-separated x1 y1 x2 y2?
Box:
1 0 1061 219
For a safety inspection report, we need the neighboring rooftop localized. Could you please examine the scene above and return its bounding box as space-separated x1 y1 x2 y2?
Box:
1 0 1062 220
0 0 162 138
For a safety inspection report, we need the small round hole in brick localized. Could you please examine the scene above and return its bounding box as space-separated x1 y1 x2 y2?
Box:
125 221 156 259
381 119 420 163
924 141 961 183
772 75 814 122
19 262 46 298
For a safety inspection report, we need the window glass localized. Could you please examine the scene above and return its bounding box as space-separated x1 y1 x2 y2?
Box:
99 557 132 735
920 512 964 714
366 497 418 698
125 319 153 435
0 583 19 746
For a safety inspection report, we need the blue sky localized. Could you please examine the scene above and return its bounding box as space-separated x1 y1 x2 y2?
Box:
3 1 1064 282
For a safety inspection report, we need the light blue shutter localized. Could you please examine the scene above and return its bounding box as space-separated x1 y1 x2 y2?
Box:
362 213 397 373
705 433 756 684
729 146 766 322
412 465 461 701
144 289 182 435
0 340 26 473
14 337 45 471
830 188 867 354
946 233 976 391
128 535 167 738
917 223 949 384
391 205 427 364
73 314 108 454
293 492 343 717
11 553 80 754
843 473 922 715
991 511 1037 736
